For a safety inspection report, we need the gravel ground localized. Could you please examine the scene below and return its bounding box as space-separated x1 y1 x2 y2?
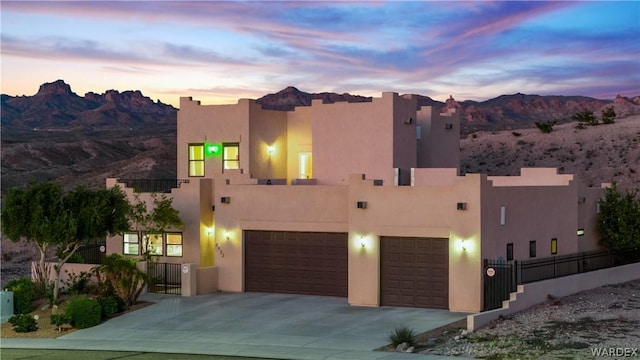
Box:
412 279 640 359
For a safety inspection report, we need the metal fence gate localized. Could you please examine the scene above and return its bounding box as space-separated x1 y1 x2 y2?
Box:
483 259 515 311
148 262 181 295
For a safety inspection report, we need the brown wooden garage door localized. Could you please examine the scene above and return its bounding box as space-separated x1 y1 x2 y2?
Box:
381 237 449 309
244 231 348 297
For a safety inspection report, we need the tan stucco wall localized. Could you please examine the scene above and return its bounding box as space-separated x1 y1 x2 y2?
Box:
480 180 579 261
310 96 395 185
248 103 288 179
418 107 460 170
177 97 250 179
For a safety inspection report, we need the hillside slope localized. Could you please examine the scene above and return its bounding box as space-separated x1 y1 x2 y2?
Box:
461 115 640 190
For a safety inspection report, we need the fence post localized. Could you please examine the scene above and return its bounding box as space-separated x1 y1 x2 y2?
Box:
553 256 556 279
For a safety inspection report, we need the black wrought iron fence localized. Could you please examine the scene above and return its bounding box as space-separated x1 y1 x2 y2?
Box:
483 246 640 311
117 179 190 193
516 246 639 284
148 262 182 295
71 242 106 264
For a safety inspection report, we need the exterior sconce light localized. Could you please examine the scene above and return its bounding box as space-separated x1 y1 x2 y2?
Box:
577 229 585 236
459 239 468 251
267 145 275 155
224 231 230 241
456 202 467 210
360 235 366 248
221 196 231 204
356 201 367 209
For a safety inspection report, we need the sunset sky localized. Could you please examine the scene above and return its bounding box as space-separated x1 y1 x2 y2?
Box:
2 1 639 107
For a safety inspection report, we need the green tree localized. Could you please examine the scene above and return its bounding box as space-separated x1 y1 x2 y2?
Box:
601 106 616 124
129 193 184 259
1 183 130 303
572 109 598 126
94 253 147 309
598 183 640 249
1 182 74 295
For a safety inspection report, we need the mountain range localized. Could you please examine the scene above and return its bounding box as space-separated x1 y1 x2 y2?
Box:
1 80 639 194
3 80 639 131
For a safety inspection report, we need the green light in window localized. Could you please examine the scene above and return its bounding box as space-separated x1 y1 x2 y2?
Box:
205 143 221 156
577 229 585 236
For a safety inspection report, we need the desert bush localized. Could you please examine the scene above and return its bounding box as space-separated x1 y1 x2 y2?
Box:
94 253 147 309
8 314 38 332
388 325 416 347
50 313 72 331
4 277 37 314
535 121 557 133
602 106 616 124
65 297 102 329
573 109 598 126
512 131 522 137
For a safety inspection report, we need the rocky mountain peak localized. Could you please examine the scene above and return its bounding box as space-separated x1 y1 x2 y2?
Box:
36 80 74 96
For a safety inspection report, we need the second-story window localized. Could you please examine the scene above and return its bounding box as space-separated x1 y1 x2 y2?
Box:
223 143 239 170
189 144 204 177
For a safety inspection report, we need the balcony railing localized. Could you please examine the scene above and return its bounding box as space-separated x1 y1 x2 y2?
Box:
118 179 190 193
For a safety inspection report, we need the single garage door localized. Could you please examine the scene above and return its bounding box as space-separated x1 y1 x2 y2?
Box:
244 230 348 297
380 237 449 309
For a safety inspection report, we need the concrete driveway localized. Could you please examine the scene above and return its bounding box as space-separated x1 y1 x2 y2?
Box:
2 292 469 359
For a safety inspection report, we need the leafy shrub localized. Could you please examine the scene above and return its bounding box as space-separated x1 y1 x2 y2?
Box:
65 297 102 329
97 296 124 317
388 325 416 347
50 313 72 331
8 314 38 332
512 131 522 137
4 277 37 314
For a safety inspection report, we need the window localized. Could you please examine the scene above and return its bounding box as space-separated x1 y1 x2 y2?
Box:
529 240 537 258
551 238 558 255
145 233 164 256
223 143 239 170
166 233 183 257
506 243 513 261
189 144 204 177
299 152 312 179
123 233 139 255
500 206 506 225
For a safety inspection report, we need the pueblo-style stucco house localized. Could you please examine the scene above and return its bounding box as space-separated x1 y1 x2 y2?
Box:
106 92 604 313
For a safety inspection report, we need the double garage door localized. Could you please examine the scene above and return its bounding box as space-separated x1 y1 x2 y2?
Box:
380 237 449 309
245 231 449 309
244 231 348 297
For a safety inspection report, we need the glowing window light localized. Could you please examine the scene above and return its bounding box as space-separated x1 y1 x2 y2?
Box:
205 143 221 156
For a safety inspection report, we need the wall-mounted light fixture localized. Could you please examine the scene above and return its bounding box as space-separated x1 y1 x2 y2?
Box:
404 117 413 125
224 231 231 241
356 201 367 209
221 196 231 204
445 123 454 130
457 202 467 210
267 145 275 155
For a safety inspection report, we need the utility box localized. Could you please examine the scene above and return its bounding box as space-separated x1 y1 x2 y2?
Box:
1 291 14 323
